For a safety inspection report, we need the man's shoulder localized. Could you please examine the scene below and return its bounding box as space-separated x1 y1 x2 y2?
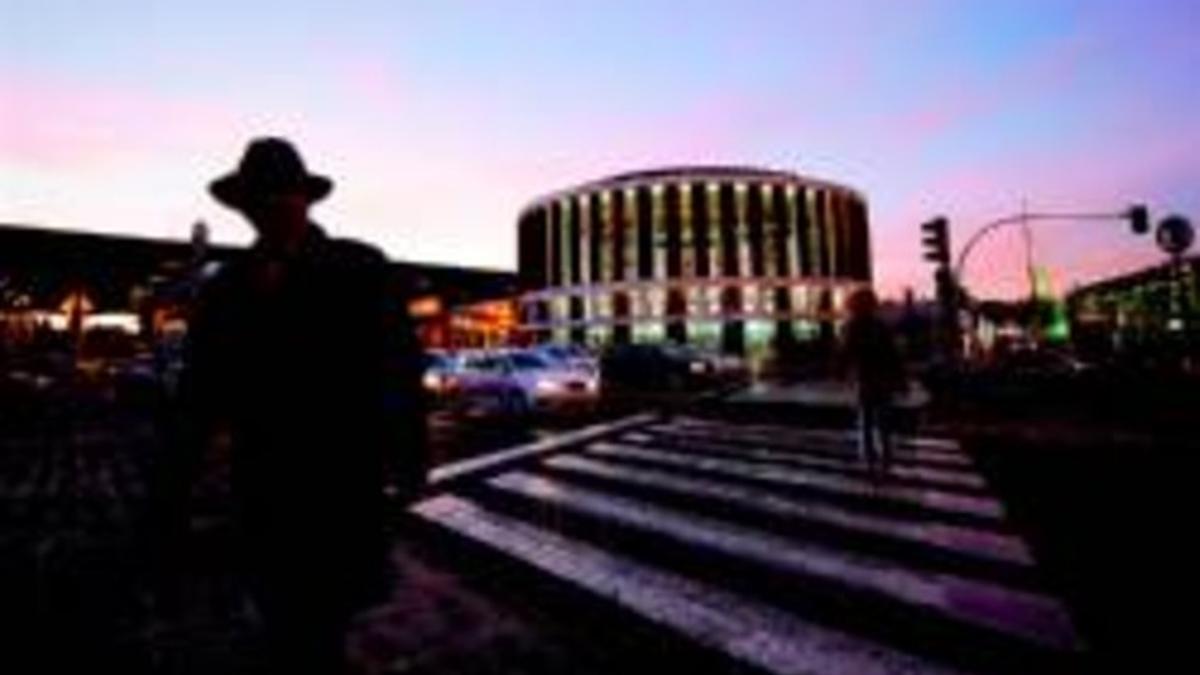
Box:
320 236 387 270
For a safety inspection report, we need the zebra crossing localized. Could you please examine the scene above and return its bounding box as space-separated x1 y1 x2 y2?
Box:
411 414 1084 674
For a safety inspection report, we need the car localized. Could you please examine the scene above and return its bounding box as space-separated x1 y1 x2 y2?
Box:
532 343 598 375
453 349 599 418
600 342 720 391
991 348 1093 379
422 351 462 403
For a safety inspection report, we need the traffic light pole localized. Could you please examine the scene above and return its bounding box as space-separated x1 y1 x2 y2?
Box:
953 209 1135 292
935 206 1146 362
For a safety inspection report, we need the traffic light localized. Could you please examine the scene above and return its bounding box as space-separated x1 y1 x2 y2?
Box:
921 217 951 267
1128 204 1150 235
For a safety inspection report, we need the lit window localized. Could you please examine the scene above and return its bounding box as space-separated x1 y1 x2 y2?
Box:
792 286 810 315
648 286 665 319
688 286 707 317
633 320 664 343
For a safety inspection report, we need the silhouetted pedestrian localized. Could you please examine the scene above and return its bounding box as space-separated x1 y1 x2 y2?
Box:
173 137 428 673
842 289 905 478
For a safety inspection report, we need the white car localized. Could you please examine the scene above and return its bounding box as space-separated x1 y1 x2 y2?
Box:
421 350 463 403
532 343 598 376
454 349 599 417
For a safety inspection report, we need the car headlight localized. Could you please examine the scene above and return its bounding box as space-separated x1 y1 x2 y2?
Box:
689 360 707 374
535 379 562 393
422 373 441 391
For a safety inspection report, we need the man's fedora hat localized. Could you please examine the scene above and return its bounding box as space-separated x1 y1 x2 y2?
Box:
210 137 333 209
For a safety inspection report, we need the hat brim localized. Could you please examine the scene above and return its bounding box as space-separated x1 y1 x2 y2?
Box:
209 172 333 210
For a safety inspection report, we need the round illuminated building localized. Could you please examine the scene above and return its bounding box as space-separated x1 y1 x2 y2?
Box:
516 166 872 355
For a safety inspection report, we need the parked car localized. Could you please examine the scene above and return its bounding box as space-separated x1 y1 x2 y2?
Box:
600 343 721 390
422 351 462 403
454 349 599 417
532 343 598 375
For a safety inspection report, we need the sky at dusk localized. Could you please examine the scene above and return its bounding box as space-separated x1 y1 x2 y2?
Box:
2 1 1198 298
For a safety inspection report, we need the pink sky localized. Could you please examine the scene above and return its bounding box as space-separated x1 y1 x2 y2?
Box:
3 2 1197 299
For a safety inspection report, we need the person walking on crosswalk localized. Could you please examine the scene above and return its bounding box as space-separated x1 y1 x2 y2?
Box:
842 289 905 479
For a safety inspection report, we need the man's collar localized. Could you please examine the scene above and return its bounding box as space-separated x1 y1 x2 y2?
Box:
251 222 328 260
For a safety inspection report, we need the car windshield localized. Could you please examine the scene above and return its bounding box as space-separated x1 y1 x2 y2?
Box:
510 353 550 370
463 356 499 371
540 346 570 360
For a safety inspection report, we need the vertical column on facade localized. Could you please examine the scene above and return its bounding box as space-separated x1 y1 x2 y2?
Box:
634 185 654 341
771 183 795 350
794 186 814 337
747 182 767 278
837 192 854 285
718 182 743 355
568 197 585 344
811 190 835 347
795 186 812 278
636 185 654 281
652 183 667 284
706 183 721 282
547 201 564 342
548 202 561 288
735 183 751 296
587 193 604 344
748 183 768 342
664 182 686 344
518 207 551 343
811 186 830 276
678 182 693 278
853 198 872 282
828 191 842 326
828 191 843 281
589 193 604 284
688 181 710 342
653 184 667 339
610 188 630 345
517 210 542 291
689 182 710 281
561 199 574 292
846 197 861 280
813 190 830 278
827 190 846 325
623 187 638 287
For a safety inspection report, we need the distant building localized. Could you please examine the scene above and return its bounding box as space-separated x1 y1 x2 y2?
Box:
0 223 515 347
1067 255 1199 358
516 166 872 356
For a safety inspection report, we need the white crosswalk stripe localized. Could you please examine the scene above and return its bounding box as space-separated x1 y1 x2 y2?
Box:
413 494 966 675
409 414 1084 673
620 430 988 491
542 453 1033 567
653 420 974 467
487 471 1077 651
586 441 1007 522
670 416 966 453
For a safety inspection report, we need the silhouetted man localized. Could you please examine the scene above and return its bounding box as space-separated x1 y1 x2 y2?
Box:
178 137 427 672
842 289 905 478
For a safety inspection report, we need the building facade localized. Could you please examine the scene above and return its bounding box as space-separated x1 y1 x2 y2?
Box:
0 223 516 347
1068 254 1199 359
516 166 872 355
